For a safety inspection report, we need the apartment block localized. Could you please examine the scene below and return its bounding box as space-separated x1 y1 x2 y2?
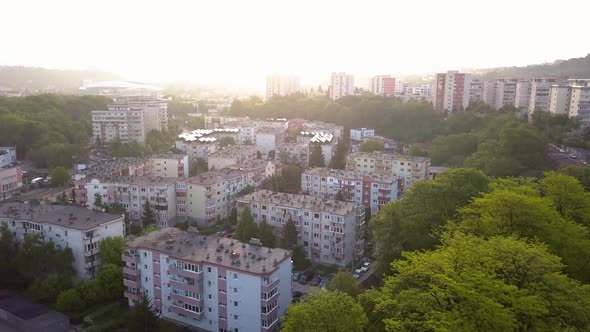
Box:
176 164 275 226
432 71 471 112
276 143 309 167
548 79 590 125
237 190 365 267
350 128 375 142
0 146 17 168
569 85 590 126
0 201 124 279
301 168 402 215
207 146 258 171
297 132 337 166
85 177 178 227
0 166 23 201
176 132 220 162
394 80 407 95
369 75 395 96
528 79 559 114
549 85 573 115
469 79 484 103
514 80 531 109
255 127 286 157
330 72 354 100
346 152 430 188
266 75 300 100
123 228 291 332
205 116 250 130
92 98 168 144
301 122 344 141
152 153 189 178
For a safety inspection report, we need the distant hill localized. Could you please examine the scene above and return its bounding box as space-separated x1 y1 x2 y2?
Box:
474 54 590 80
0 66 121 93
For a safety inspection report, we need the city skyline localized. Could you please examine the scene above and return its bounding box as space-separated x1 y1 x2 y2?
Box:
1 0 589 90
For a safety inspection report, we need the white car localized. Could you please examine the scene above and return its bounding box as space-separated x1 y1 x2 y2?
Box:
353 269 363 279
360 262 371 272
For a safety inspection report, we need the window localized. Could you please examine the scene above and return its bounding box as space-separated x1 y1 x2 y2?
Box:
233 288 238 293
208 294 212 299
234 314 238 320
208 267 212 273
234 301 238 307
233 273 238 279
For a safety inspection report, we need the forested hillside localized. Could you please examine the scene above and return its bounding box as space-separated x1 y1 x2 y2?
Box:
0 66 120 92
476 53 590 80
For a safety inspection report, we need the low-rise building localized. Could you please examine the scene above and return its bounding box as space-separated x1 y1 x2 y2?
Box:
0 147 17 168
0 290 70 332
0 166 23 201
301 168 402 215
254 127 286 157
207 146 258 171
123 228 291 332
237 190 365 267
350 128 375 142
0 201 124 278
276 143 309 167
151 153 189 178
346 152 430 188
301 122 343 142
85 177 178 227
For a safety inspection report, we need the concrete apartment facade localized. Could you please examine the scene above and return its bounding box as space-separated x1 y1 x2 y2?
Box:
346 152 430 189
276 143 309 167
350 128 375 142
0 147 17 168
469 79 484 103
123 228 291 332
85 177 178 227
237 190 365 267
301 168 402 215
369 75 395 96
0 167 23 201
432 71 471 112
254 127 286 157
549 85 572 115
152 153 190 178
0 201 124 279
330 72 354 100
207 146 258 171
514 80 531 109
266 75 300 100
528 79 558 114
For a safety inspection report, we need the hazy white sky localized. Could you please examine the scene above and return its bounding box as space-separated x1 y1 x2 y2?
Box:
1 0 589 90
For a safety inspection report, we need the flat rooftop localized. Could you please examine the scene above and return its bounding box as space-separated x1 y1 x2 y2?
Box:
208 145 257 159
239 190 362 215
0 201 123 231
183 169 249 186
126 228 291 275
348 151 430 163
89 176 179 186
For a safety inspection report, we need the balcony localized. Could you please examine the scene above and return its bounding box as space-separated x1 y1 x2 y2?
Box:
261 278 279 293
169 279 201 293
169 304 203 320
124 278 138 289
123 266 140 277
123 254 140 264
261 305 279 319
262 318 279 331
169 266 203 280
261 292 279 305
124 291 139 302
170 293 204 307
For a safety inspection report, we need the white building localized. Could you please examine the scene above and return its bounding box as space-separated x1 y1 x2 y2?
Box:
266 75 300 100
123 228 292 332
350 128 375 142
469 79 484 103
514 80 531 109
528 79 559 115
0 147 17 168
301 168 401 215
238 190 365 267
330 72 354 101
254 127 286 158
0 201 124 279
85 177 178 227
549 84 573 115
346 152 430 189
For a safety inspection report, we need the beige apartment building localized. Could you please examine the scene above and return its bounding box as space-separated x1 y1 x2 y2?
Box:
151 153 189 178
0 166 23 201
346 152 430 189
207 145 258 171
237 190 365 267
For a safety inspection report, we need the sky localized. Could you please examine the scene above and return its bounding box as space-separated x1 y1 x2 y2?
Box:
1 0 589 91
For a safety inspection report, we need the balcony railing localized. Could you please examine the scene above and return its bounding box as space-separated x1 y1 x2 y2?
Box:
123 266 140 277
122 254 140 264
261 278 279 293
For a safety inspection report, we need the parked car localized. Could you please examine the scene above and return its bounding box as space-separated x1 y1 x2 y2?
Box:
361 262 371 272
299 269 314 284
310 275 322 286
353 269 363 279
292 291 303 298
319 276 331 288
292 272 301 282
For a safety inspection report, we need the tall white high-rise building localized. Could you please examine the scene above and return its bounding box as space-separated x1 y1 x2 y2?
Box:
330 72 354 100
432 71 471 112
265 75 300 100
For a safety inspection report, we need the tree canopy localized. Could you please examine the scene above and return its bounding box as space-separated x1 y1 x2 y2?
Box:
50 166 70 186
309 144 325 168
325 271 363 298
234 207 258 242
282 291 368 332
359 139 384 152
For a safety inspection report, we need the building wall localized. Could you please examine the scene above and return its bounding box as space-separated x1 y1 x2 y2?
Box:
0 167 22 201
0 147 17 168
266 75 300 100
330 72 354 101
570 87 590 126
528 80 556 114
515 80 531 109
346 152 429 189
152 155 189 178
350 128 375 141
549 85 572 115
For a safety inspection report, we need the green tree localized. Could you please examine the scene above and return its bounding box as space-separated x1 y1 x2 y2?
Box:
359 139 384 152
361 233 590 331
25 275 72 304
325 271 362 298
407 144 427 157
309 144 325 167
429 133 478 166
229 207 238 225
559 165 590 191
258 219 275 248
282 291 368 332
234 207 258 242
450 187 590 282
280 216 298 249
0 224 23 289
97 263 123 301
539 171 590 226
328 141 348 169
94 192 103 209
56 288 84 314
371 168 489 274
127 292 159 332
292 246 309 271
99 236 125 266
50 166 70 186
142 200 157 227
